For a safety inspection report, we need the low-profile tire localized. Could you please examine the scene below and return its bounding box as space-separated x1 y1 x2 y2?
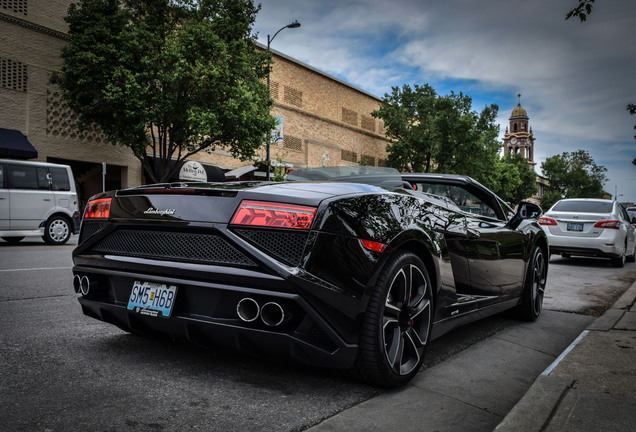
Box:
611 245 626 268
512 246 547 322
354 251 433 387
2 236 25 244
627 242 636 263
43 215 71 245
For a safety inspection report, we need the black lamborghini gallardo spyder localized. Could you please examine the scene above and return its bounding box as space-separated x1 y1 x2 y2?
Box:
72 166 548 387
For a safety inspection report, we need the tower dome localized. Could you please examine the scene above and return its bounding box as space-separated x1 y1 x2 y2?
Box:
510 103 528 118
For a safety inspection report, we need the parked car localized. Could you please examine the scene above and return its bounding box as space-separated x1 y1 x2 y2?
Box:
0 159 80 244
539 198 636 267
72 167 548 387
627 207 636 226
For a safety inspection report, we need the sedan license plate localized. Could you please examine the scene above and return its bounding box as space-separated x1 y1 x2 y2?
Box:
567 222 584 232
127 281 177 318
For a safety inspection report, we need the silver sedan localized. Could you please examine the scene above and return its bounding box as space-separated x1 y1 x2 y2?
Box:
539 198 636 267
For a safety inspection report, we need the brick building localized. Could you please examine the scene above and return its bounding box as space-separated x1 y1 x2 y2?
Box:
1 0 389 206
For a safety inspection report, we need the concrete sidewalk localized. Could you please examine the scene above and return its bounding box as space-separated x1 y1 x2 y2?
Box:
307 311 594 431
495 280 636 432
306 282 636 432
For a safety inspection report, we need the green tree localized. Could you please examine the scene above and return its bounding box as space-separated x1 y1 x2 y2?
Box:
490 153 538 205
51 0 274 183
540 150 607 209
372 84 501 183
372 84 438 173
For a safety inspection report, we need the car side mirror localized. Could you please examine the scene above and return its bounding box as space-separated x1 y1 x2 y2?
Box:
506 201 543 230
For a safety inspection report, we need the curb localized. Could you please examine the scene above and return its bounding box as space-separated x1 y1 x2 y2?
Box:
493 279 636 432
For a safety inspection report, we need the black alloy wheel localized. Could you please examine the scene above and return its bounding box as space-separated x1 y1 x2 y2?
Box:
514 246 547 321
356 252 433 387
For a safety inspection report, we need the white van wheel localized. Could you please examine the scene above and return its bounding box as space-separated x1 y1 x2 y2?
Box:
43 216 71 245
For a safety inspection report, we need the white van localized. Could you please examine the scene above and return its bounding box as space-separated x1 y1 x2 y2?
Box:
0 159 80 245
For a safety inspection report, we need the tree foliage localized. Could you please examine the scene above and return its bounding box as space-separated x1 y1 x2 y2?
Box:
540 150 607 209
51 0 274 183
490 154 538 205
372 84 501 185
566 0 596 22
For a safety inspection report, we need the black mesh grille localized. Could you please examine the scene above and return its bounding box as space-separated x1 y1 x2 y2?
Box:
233 228 308 266
91 229 255 266
79 221 106 243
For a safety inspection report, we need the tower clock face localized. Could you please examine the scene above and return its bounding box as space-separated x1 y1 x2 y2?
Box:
510 137 518 144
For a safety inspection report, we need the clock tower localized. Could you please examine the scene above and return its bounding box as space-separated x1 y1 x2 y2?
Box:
503 94 536 167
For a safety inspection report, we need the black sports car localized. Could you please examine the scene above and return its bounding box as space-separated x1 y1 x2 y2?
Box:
72 166 548 387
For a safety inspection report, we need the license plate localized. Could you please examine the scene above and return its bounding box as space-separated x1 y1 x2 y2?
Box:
567 223 583 232
127 281 177 318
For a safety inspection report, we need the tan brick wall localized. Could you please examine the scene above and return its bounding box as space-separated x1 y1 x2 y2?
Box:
265 52 389 169
1 7 143 189
1 0 72 33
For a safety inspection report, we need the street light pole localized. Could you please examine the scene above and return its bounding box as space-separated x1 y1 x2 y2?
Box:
266 20 300 181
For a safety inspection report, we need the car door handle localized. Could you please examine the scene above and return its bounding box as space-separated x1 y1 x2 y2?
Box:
43 198 52 201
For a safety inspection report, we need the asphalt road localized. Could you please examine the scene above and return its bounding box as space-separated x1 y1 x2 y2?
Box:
1 236 635 432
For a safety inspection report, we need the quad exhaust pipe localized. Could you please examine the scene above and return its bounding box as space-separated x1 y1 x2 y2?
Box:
73 275 96 295
260 302 285 327
236 298 286 327
236 298 260 322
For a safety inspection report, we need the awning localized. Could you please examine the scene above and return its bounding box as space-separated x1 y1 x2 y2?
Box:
0 128 38 159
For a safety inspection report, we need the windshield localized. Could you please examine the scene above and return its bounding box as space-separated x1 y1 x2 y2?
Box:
287 166 404 189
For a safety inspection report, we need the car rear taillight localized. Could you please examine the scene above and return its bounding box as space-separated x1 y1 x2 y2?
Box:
538 216 557 226
83 198 111 219
231 201 316 230
594 220 621 229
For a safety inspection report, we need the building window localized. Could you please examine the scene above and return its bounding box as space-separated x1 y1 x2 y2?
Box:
1 0 27 15
361 115 375 132
1 57 27 92
341 149 357 163
342 108 358 126
360 155 376 166
269 81 279 101
46 90 107 143
284 86 302 107
283 135 302 152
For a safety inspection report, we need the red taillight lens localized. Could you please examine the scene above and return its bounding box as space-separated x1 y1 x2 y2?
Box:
83 198 111 219
231 201 316 230
361 239 386 253
538 216 557 226
594 220 621 229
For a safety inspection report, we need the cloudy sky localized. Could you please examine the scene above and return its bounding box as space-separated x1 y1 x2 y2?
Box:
251 0 636 204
